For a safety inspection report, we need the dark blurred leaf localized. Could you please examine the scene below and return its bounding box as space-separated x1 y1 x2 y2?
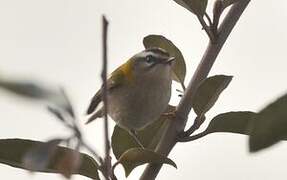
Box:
0 139 100 179
249 93 287 152
0 79 75 118
47 106 66 123
193 75 232 116
23 139 62 171
56 150 82 178
112 105 175 159
59 88 75 118
143 35 186 88
118 148 177 177
0 80 53 99
173 0 208 16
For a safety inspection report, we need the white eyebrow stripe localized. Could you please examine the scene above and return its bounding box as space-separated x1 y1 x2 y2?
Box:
136 51 165 59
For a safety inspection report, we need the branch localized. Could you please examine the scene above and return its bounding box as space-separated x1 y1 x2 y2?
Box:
140 1 250 179
180 115 206 138
102 15 112 179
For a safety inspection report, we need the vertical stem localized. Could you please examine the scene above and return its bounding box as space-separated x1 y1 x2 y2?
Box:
102 15 111 179
140 0 250 179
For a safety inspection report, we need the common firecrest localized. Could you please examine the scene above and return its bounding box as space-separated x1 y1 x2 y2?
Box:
86 48 175 147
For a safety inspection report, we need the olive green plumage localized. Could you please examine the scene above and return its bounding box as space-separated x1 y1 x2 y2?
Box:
86 48 175 134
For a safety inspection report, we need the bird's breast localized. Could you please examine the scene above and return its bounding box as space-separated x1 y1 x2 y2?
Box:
107 74 172 131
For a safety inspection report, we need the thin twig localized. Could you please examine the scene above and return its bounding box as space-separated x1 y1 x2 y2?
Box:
197 15 216 43
111 161 120 180
140 1 251 179
204 12 213 27
179 115 206 138
180 81 186 91
177 131 209 142
102 15 111 179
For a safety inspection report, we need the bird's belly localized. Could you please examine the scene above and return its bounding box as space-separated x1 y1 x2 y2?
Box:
107 82 171 131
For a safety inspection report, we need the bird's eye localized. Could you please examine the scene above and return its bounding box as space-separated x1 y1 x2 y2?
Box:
146 55 155 63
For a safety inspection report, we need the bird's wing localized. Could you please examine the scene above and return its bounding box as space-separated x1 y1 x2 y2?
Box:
86 89 102 115
86 65 127 115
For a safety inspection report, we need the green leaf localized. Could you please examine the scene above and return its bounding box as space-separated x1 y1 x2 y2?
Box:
112 126 140 160
189 111 287 142
206 111 257 134
186 111 287 141
112 105 175 159
143 35 186 89
193 75 232 116
0 78 74 117
173 0 208 16
249 93 287 152
180 111 256 141
0 139 100 179
118 148 177 177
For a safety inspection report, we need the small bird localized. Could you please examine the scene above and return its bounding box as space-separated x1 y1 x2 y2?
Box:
86 48 175 147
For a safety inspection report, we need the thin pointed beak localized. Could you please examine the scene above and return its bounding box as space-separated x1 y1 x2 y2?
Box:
165 57 176 64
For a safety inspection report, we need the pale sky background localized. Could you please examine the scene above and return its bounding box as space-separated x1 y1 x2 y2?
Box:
0 0 287 180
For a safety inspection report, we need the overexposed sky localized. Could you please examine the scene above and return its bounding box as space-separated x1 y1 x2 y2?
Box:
1 0 287 179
